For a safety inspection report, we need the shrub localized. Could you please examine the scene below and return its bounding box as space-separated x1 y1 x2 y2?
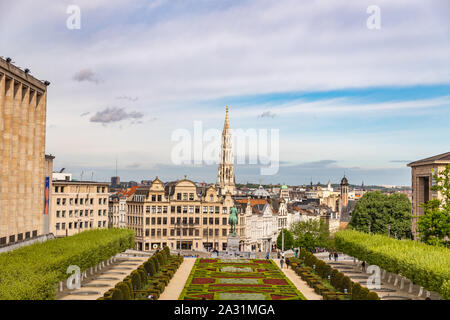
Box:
0 228 135 300
360 287 370 300
342 276 353 293
116 282 132 300
111 288 124 300
352 283 362 300
130 270 141 290
144 259 156 276
335 229 450 297
366 292 380 300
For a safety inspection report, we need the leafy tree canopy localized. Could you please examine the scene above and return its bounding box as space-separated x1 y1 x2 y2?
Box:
276 228 294 250
290 219 330 251
349 191 412 239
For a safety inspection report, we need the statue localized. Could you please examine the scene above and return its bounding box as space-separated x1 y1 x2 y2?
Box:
228 206 238 236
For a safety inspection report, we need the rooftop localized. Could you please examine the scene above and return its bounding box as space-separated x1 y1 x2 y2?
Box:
407 151 450 167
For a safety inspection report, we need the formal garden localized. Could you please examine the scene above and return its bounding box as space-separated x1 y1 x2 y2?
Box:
0 228 134 300
179 258 306 300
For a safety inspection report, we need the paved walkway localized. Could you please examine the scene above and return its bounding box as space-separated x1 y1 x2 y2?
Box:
274 259 322 300
315 252 435 300
159 257 196 300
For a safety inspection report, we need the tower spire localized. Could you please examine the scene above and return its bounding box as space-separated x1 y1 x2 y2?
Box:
218 105 236 195
224 105 230 129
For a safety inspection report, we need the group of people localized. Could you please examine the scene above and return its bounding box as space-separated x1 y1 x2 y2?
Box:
280 256 290 269
328 251 339 261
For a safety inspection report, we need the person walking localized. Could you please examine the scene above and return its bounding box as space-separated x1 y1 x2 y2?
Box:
280 257 284 269
286 257 290 269
361 261 366 272
334 252 338 261
266 252 270 260
329 252 332 260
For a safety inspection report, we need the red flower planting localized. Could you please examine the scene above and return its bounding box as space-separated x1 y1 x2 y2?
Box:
192 278 215 284
263 279 288 285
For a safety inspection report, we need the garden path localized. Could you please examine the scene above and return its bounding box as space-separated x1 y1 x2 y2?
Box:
159 257 196 300
274 259 322 300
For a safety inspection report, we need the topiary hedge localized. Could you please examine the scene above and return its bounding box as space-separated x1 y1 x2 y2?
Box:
0 228 135 300
292 251 379 300
101 246 184 300
335 229 450 298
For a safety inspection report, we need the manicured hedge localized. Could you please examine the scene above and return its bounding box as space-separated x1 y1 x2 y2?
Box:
101 246 183 300
335 230 450 298
291 250 379 300
0 228 134 300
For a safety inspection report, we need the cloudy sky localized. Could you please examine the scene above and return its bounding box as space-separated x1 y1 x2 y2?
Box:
1 0 449 186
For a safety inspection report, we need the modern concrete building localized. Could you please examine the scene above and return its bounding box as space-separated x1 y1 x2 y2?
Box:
50 175 109 237
408 152 450 237
0 57 50 247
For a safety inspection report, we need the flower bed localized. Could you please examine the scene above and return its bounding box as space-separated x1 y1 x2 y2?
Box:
179 258 306 300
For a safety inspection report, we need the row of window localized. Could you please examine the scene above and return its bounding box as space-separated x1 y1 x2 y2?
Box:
56 209 107 218
54 186 107 193
0 230 38 246
144 228 228 237
55 197 108 206
128 205 230 214
55 220 107 230
128 216 229 226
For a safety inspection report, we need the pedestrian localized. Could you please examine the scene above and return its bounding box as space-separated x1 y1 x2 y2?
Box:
277 251 281 259
361 261 366 272
266 252 270 260
280 257 284 269
329 252 332 260
334 252 338 261
286 257 290 269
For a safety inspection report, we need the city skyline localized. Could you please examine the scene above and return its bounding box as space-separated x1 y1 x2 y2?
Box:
2 0 449 185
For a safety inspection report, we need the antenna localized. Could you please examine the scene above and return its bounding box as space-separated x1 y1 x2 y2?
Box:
80 170 84 181
91 172 94 181
115 157 118 177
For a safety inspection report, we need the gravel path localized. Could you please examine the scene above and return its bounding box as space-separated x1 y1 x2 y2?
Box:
158 257 196 300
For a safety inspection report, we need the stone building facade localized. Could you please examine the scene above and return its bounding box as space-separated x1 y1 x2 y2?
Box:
0 57 49 247
127 177 234 251
408 152 450 237
50 179 109 237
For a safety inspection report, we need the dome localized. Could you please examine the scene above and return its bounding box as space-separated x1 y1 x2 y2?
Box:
281 185 288 189
341 176 349 185
252 185 270 198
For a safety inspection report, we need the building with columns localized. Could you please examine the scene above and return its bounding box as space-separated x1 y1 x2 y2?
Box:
0 57 50 247
408 152 450 238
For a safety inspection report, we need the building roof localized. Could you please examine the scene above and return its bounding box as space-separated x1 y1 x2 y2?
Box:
252 185 270 198
407 152 450 167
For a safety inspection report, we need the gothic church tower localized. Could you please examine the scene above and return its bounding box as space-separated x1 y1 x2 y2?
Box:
218 106 236 195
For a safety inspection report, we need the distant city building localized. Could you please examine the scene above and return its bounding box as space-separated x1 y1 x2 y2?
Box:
111 176 120 186
126 176 234 251
408 152 450 238
109 186 137 229
0 57 49 247
50 174 109 237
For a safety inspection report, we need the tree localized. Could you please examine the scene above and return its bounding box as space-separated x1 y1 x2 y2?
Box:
349 191 412 239
276 228 294 250
290 219 330 251
417 164 450 247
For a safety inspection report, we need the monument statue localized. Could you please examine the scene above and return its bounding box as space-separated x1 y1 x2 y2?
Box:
228 206 238 236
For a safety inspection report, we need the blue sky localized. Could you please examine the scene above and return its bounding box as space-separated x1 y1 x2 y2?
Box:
1 0 449 186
